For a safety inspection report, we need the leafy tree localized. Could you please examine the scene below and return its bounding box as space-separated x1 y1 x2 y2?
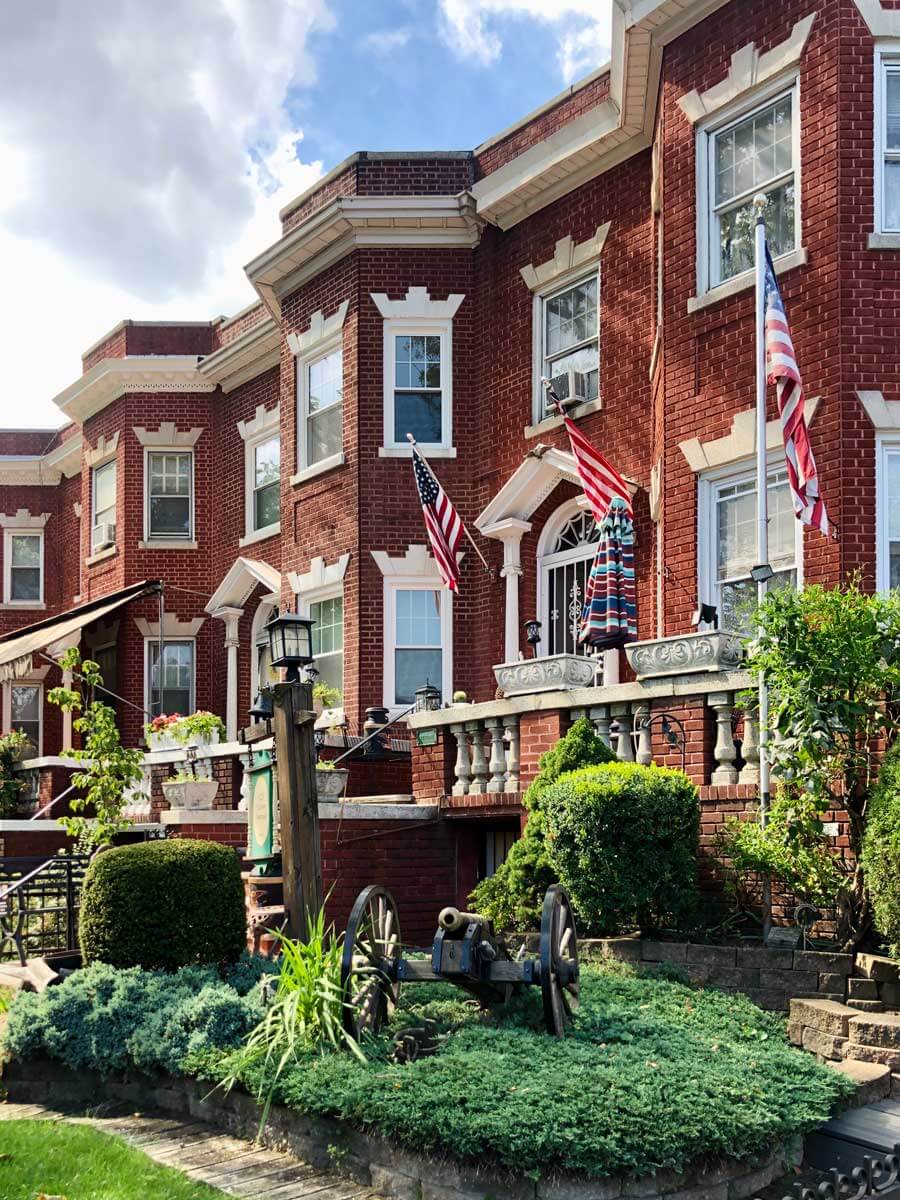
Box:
48 647 144 851
737 579 900 946
0 729 30 818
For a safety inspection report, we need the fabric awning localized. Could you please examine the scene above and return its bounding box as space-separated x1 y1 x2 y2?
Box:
0 580 161 682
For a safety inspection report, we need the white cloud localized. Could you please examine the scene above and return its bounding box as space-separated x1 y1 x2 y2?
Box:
437 0 611 73
0 0 332 427
359 28 413 55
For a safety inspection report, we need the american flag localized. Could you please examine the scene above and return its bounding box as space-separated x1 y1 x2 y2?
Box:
411 445 464 591
764 246 831 537
544 380 632 522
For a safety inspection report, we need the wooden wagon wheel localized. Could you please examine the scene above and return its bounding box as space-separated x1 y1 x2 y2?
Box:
341 885 402 1039
539 884 579 1037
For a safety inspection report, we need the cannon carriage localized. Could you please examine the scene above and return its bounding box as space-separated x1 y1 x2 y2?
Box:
340 883 579 1038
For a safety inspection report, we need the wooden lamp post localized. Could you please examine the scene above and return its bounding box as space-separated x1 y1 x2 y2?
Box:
264 610 323 939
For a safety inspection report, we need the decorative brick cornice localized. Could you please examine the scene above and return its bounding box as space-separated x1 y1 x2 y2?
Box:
133 422 203 448
85 431 119 468
678 14 816 124
54 357 214 423
519 224 610 292
286 300 349 359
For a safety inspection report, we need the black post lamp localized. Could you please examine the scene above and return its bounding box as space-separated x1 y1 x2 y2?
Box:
415 683 442 713
265 612 315 683
523 617 542 658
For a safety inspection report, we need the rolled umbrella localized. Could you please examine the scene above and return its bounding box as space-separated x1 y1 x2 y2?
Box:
578 496 637 650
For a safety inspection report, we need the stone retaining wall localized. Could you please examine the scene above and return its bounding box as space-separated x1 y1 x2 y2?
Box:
0 1057 801 1200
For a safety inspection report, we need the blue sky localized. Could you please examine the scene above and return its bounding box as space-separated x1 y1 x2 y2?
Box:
0 0 611 427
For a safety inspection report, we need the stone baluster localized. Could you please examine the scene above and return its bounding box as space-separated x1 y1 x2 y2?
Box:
589 704 611 747
569 707 586 723
634 705 653 765
503 714 521 794
611 703 635 762
486 717 507 793
451 723 471 796
708 692 739 785
738 708 760 786
467 721 490 795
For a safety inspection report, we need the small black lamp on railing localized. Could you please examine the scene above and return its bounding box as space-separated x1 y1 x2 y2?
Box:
523 617 542 659
415 683 442 714
265 611 315 683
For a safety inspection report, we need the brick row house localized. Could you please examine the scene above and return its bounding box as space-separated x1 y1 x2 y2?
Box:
1 0 898 931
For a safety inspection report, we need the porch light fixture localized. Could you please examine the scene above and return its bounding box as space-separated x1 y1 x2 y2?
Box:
750 563 774 584
523 618 542 657
415 683 442 713
249 689 274 723
265 611 314 683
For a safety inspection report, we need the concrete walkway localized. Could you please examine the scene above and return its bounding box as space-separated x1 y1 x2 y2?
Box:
0 1100 380 1200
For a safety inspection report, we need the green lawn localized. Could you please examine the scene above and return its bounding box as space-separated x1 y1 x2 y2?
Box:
0 1120 228 1200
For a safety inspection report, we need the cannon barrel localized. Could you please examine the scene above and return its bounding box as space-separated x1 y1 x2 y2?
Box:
437 907 483 932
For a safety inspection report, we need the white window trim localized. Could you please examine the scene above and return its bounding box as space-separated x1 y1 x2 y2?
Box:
3 527 45 608
693 73 803 305
143 446 195 545
143 636 196 717
530 261 601 427
295 334 344 477
2 680 43 757
876 432 900 592
382 577 452 715
91 459 117 542
237 405 280 546
371 288 463 455
697 453 804 616
873 44 900 246
302 589 345 704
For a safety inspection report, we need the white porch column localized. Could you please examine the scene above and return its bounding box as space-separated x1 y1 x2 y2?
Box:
61 669 73 747
481 518 532 663
213 606 243 741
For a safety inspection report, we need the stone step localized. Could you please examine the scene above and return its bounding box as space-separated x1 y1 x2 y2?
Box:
826 1058 892 1107
789 997 858 1036
855 955 900 984
842 1041 900 1071
847 977 880 1000
848 1011 900 1049
847 999 886 1012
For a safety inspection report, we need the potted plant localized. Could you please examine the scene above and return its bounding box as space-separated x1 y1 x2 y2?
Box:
162 767 220 811
312 682 342 716
315 759 349 800
145 710 226 751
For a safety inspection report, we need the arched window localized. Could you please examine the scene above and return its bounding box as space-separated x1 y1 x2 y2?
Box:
537 502 601 658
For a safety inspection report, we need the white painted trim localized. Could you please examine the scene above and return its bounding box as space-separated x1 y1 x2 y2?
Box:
288 553 351 601
369 287 464 321
0 510 50 529
85 545 117 567
85 431 120 468
679 15 816 124
523 398 602 441
206 556 281 613
197 315 280 393
286 300 349 358
143 636 196 717
680 397 821 472
519 224 610 292
382 574 453 715
54 357 214 424
378 446 457 459
143 446 194 544
858 388 900 428
854 0 900 37
2 679 43 757
694 74 803 300
377 303 456 452
237 404 279 442
0 436 82 487
688 247 808 314
475 444 582 530
295 326 344 474
873 44 900 238
290 452 345 486
239 414 280 543
134 422 203 447
135 614 205 638
535 497 597 658
239 523 280 548
3 527 44 606
372 544 445 579
481 518 532 664
530 263 601 425
249 597 278 709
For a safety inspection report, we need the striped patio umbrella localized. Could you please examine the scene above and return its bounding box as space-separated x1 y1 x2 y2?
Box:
577 496 637 650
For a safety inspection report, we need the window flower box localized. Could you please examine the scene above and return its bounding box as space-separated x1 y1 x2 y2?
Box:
493 654 598 697
625 631 744 681
315 765 349 800
161 778 219 810
145 711 225 752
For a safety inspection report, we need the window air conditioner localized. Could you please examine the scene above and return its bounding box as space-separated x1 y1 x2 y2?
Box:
91 522 116 553
549 369 588 406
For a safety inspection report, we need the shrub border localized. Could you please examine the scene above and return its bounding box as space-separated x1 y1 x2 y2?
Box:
1 1056 801 1200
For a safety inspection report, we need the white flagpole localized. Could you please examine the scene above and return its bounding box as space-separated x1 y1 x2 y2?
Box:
405 432 492 574
753 192 772 943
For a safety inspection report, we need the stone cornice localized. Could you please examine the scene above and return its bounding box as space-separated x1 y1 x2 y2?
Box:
0 434 83 486
54 357 215 423
679 398 821 472
246 195 482 320
519 224 610 292
85 431 120 468
133 422 203 448
197 315 280 393
288 552 351 599
236 404 279 442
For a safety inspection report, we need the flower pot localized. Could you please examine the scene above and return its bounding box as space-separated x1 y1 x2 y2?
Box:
624 630 745 681
147 727 222 752
493 654 598 697
161 779 219 811
315 767 349 800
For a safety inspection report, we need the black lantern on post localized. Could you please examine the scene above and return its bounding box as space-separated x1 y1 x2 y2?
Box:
523 617 542 658
265 612 314 683
415 683 442 713
249 688 274 723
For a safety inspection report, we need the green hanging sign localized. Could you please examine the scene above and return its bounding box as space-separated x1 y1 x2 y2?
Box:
246 749 276 874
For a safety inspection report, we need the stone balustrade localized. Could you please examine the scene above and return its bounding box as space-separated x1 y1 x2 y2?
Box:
448 714 521 797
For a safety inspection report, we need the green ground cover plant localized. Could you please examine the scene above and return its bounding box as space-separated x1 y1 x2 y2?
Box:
3 957 852 1181
0 1120 228 1199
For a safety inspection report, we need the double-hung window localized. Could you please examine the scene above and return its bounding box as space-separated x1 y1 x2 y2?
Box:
146 451 193 540
309 595 343 695
391 587 443 706
251 436 280 533
4 531 43 604
392 334 444 445
701 464 799 631
305 349 343 467
701 83 798 291
877 53 900 234
146 640 195 717
8 683 41 755
538 272 599 418
877 438 900 591
91 460 116 552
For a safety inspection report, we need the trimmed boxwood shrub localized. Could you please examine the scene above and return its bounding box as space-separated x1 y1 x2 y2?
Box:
543 762 699 935
862 745 900 958
79 839 247 970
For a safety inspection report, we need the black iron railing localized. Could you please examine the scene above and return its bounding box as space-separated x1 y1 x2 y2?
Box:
0 855 90 964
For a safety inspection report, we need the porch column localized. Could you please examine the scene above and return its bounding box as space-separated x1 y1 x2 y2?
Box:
213 606 243 741
62 668 73 748
481 518 532 664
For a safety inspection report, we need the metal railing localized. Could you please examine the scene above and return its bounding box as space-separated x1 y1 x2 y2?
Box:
0 855 90 964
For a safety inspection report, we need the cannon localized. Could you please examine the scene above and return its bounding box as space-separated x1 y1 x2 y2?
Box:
340 884 579 1039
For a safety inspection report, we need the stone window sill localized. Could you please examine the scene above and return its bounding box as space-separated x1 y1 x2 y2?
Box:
868 231 900 250
137 539 198 551
1 601 46 610
524 398 602 440
687 246 808 314
239 523 280 548
378 446 457 459
85 545 117 567
290 452 345 486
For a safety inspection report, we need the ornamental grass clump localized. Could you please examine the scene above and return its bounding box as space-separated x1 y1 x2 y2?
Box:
542 762 700 935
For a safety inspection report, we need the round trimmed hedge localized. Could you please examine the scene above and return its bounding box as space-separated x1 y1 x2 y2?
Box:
542 762 699 935
79 839 246 970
